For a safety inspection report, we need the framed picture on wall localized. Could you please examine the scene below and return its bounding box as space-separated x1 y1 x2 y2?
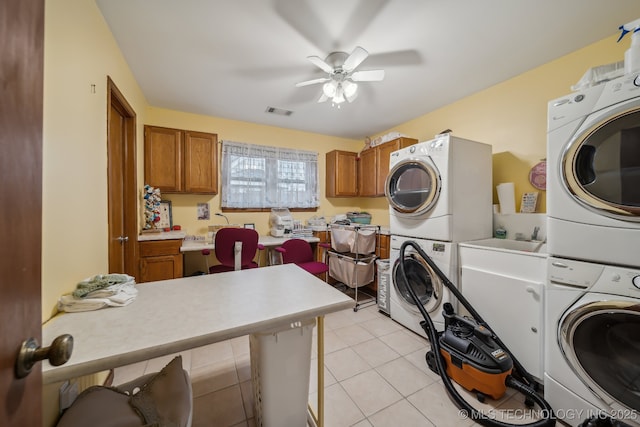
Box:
158 200 173 229
244 223 255 230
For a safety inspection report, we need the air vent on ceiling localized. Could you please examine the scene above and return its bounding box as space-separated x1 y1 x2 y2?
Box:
265 106 293 116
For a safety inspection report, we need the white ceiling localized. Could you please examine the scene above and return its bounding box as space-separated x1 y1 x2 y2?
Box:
95 0 640 140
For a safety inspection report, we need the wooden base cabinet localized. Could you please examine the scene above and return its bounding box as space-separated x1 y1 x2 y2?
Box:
144 125 218 194
138 239 183 283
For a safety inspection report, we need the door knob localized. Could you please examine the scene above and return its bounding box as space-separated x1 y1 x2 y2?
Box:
15 334 73 378
117 236 129 243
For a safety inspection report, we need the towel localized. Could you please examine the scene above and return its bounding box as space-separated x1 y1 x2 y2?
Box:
58 276 138 313
72 274 135 298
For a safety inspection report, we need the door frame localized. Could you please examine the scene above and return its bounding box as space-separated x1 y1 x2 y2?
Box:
106 77 138 276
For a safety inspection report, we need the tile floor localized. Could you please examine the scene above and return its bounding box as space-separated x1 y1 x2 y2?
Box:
113 302 543 427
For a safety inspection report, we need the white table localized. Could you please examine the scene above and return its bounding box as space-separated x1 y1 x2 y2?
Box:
42 264 352 426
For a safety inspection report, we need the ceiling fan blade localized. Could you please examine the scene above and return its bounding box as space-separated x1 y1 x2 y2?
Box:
307 56 334 74
342 46 369 73
338 0 390 48
274 0 333 53
295 77 330 87
351 69 385 82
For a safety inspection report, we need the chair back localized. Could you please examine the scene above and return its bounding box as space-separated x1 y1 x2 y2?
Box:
279 239 314 264
214 227 260 268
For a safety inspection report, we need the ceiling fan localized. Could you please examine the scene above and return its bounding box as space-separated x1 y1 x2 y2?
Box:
295 46 385 105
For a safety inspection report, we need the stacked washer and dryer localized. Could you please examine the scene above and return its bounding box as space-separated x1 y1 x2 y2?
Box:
384 133 493 338
545 74 640 426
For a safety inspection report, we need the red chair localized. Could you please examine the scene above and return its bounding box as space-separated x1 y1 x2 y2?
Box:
202 228 264 274
275 239 329 279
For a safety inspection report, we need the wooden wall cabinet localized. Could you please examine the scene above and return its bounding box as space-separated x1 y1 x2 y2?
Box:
359 137 418 197
144 125 218 194
326 150 358 197
138 239 183 283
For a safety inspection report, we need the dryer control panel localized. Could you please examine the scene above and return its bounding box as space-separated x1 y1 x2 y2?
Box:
549 257 640 297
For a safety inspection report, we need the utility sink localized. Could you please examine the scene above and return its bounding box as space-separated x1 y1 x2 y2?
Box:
460 238 547 254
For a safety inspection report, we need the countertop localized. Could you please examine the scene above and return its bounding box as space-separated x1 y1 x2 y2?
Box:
42 264 353 384
138 230 187 241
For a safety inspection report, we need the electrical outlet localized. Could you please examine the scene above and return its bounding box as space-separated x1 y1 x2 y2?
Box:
59 380 79 413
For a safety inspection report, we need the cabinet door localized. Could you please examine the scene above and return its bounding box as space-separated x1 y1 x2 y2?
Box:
460 267 543 380
139 255 183 283
138 240 184 282
358 148 377 196
377 234 390 259
144 126 183 192
184 131 218 194
326 150 358 197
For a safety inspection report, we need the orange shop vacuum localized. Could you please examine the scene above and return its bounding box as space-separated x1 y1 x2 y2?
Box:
397 239 556 427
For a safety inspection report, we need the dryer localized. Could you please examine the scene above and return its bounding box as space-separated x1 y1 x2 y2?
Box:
388 234 458 338
385 133 493 242
545 256 640 426
547 74 640 267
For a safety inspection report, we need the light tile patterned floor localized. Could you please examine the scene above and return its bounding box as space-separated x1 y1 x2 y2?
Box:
113 303 542 426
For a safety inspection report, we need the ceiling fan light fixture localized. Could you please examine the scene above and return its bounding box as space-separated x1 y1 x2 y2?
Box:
333 84 346 104
343 80 358 98
322 81 337 97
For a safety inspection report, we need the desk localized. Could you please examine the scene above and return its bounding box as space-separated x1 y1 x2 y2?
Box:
42 264 352 426
179 234 320 252
181 235 321 269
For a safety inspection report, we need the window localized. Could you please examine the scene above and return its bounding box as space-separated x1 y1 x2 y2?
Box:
221 141 319 209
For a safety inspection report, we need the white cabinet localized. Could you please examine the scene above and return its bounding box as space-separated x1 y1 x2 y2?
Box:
458 240 547 381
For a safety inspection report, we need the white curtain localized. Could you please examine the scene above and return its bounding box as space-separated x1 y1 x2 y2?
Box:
221 140 319 209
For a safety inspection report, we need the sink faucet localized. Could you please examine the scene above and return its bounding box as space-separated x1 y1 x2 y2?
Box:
531 226 540 241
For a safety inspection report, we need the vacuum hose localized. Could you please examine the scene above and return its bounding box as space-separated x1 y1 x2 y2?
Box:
398 240 555 427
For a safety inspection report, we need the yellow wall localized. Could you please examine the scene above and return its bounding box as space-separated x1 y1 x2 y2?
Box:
42 0 147 422
43 0 148 320
146 108 366 238
364 34 627 216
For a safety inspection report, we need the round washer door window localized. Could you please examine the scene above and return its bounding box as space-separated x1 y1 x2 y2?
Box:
562 107 640 221
385 158 441 216
560 300 640 412
392 254 442 314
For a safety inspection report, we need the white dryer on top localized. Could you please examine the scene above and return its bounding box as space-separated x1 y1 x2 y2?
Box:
385 133 493 242
547 74 640 268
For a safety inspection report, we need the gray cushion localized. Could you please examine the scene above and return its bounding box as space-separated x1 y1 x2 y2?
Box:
56 356 192 427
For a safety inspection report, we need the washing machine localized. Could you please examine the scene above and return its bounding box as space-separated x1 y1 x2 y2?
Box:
544 256 640 426
388 234 458 338
385 133 493 242
547 73 640 268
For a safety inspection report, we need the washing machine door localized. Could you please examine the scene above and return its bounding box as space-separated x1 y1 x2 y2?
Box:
559 298 640 412
562 106 640 221
392 252 443 316
385 156 441 216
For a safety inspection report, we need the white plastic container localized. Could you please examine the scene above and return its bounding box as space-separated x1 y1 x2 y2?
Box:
250 319 315 427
